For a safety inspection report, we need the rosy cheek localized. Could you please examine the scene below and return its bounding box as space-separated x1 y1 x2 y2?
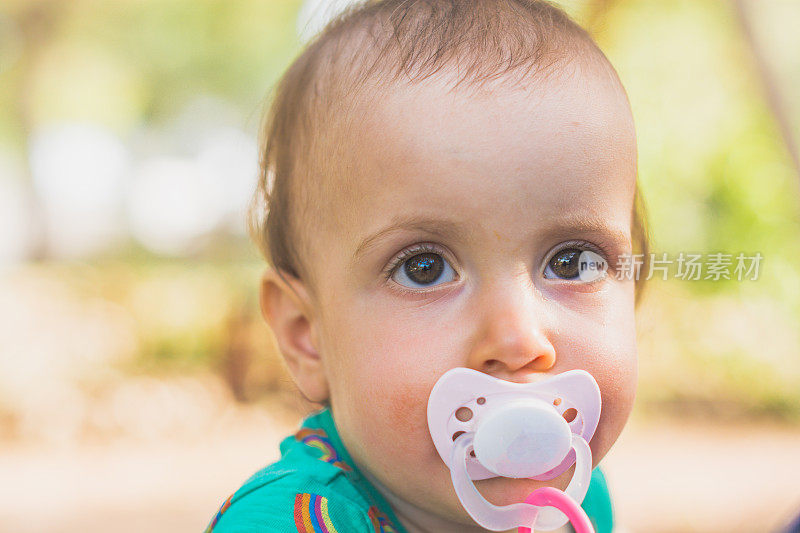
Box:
387 380 436 434
360 381 434 456
386 384 419 425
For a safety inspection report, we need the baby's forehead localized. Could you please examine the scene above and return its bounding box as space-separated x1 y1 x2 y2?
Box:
305 70 637 263
331 67 635 188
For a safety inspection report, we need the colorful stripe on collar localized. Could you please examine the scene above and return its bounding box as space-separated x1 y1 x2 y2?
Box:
294 428 352 471
368 505 399 533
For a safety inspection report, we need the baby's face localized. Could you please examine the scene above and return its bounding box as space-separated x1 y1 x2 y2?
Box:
304 68 638 525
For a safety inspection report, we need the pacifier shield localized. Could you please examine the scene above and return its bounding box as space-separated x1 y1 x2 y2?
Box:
428 368 601 532
427 367 601 482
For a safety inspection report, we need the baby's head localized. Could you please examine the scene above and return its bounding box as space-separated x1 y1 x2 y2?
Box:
253 0 648 528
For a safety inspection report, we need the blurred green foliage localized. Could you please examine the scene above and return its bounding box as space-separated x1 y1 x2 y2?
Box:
0 0 303 141
1 0 799 421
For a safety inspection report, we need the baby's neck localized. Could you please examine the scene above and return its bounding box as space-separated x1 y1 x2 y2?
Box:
360 467 573 533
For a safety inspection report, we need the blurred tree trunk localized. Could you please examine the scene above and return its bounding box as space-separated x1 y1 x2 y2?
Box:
8 0 64 261
733 0 800 185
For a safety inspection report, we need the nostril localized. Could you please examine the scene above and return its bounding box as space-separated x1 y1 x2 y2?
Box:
483 359 502 374
481 351 556 377
523 351 556 372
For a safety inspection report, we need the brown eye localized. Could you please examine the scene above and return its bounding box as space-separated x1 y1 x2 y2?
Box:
404 253 444 284
391 248 457 289
546 248 582 279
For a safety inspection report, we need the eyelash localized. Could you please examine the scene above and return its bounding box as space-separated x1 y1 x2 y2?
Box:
383 238 612 283
383 242 450 280
544 239 610 270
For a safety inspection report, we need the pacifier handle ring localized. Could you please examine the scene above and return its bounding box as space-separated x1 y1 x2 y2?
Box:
532 434 592 531
563 434 592 503
517 487 594 533
449 433 593 532
450 433 540 531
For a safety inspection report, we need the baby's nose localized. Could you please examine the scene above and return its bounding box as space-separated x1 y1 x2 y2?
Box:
465 279 556 379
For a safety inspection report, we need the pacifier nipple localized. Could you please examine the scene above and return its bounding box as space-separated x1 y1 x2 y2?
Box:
473 399 572 478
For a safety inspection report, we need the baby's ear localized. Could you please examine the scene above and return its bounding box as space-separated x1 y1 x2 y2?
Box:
259 268 329 403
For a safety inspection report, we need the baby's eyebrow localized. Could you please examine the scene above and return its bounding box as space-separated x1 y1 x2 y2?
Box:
540 213 633 250
351 212 632 262
352 214 466 261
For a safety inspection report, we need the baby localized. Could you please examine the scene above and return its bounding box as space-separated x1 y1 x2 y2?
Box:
207 1 648 532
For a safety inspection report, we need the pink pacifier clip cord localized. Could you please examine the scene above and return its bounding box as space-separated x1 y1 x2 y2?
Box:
517 487 595 533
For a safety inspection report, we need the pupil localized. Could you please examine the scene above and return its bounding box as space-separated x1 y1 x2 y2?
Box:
404 253 444 285
550 249 581 279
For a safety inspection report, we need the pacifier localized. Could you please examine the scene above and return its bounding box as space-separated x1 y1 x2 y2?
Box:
427 368 601 532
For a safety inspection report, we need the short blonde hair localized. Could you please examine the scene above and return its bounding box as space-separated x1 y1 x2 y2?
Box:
249 0 650 303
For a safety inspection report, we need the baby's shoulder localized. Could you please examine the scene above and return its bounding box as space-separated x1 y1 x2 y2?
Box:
205 450 373 532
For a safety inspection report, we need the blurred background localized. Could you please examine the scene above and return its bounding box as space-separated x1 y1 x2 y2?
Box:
1 1 799 532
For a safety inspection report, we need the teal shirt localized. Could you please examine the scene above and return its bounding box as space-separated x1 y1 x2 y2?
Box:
205 407 614 532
